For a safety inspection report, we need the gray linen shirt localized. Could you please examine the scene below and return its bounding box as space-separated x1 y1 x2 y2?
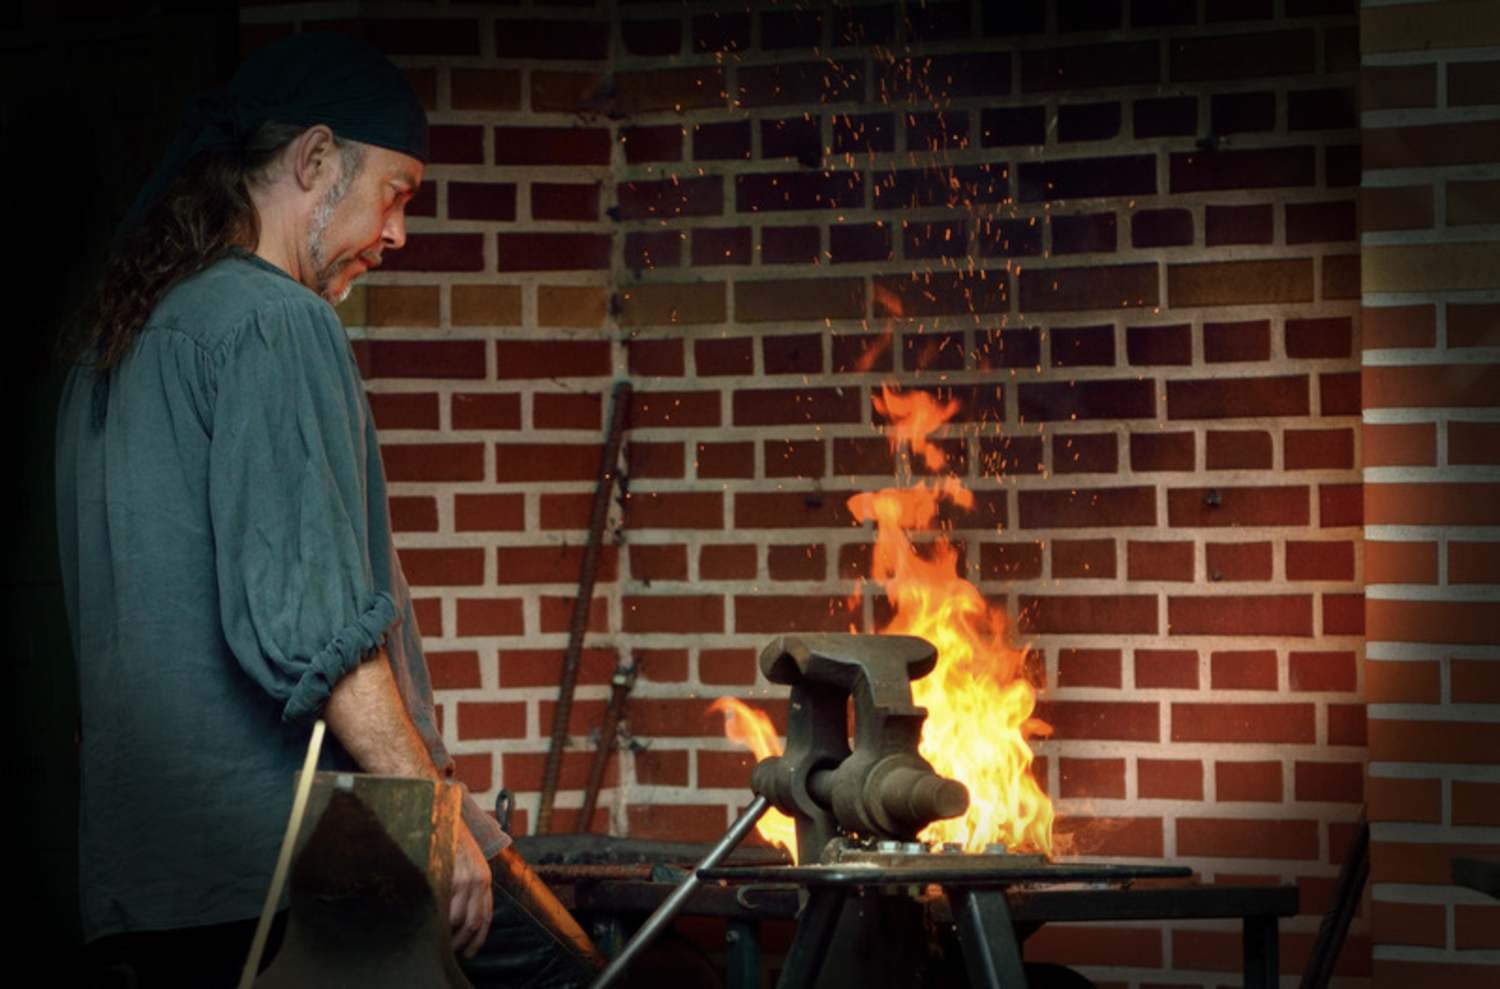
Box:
55 251 506 942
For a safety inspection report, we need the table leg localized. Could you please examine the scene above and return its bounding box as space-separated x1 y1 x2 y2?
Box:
951 890 1029 989
1243 915 1279 989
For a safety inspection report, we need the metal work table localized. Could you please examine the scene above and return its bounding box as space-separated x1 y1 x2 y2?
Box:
563 864 1298 989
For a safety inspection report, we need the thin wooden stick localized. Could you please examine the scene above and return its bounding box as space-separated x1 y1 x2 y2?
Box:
238 719 326 989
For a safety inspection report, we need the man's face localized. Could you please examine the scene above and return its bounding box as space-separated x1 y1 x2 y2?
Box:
305 143 424 304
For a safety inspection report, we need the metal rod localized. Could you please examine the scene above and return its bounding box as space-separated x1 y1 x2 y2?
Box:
537 379 633 835
590 795 770 989
578 660 637 831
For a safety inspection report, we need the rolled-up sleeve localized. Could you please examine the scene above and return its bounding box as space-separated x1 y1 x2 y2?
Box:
207 296 394 722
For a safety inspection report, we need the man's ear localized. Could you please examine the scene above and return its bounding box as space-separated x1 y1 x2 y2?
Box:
291 125 339 193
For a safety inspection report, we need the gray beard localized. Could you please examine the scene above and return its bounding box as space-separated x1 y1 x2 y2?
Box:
307 157 360 304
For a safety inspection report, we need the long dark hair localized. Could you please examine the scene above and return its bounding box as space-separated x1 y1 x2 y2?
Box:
76 121 308 373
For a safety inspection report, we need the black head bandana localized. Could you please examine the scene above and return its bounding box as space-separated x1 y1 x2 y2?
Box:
118 32 428 236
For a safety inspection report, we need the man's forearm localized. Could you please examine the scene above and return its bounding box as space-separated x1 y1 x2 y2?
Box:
323 649 440 779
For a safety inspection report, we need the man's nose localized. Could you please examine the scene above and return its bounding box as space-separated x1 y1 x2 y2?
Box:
383 210 407 250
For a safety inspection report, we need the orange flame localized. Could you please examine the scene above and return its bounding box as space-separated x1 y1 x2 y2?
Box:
851 385 1053 856
708 696 799 861
708 384 1053 859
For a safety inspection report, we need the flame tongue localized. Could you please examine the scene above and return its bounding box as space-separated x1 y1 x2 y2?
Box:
711 385 1054 860
848 385 1054 856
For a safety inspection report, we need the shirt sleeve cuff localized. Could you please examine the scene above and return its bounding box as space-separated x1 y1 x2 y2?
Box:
280 592 400 724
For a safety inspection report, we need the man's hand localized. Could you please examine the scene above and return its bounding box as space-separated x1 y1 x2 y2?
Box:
449 827 493 958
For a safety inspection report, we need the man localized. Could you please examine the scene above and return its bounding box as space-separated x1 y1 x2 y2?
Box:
55 33 504 986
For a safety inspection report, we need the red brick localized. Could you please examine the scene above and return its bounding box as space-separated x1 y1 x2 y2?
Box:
1369 483 1500 527
1286 540 1355 581
492 126 609 165
1057 649 1122 689
1365 119 1500 170
1288 651 1357 693
368 392 439 431
494 340 611 380
629 543 688 583
532 393 600 432
1367 777 1442 825
497 648 616 690
427 650 480 691
736 491 861 530
363 340 486 380
1453 659 1500 705
1134 649 1199 689
1366 365 1500 410
1060 758 1127 799
617 176 724 220
699 649 760 687
1019 595 1158 635
697 441 755 480
1019 379 1155 422
627 803 732 844
1170 486 1310 528
627 338 685 378
1371 839 1500 886
1032 700 1160 742
1294 761 1364 804
1172 703 1316 743
1169 595 1312 636
380 233 484 273
455 598 525 637
1017 264 1158 312
381 443 484 482
700 544 757 581
1177 817 1319 860
1138 759 1203 800
766 543 827 581
400 548 484 587
1052 815 1164 859
1374 597 1500 651
1361 304 1436 349
764 439 826 480
1285 427 1354 470
1205 541 1273 582
495 544 616 586
450 68 521 111
502 750 605 795
1451 422 1500 465
615 67 728 115
1369 718 1500 765
635 649 690 685
1371 901 1448 950
732 387 861 427
738 277 866 322
450 753 491 796
1362 422 1435 467
1206 429 1272 469
1456 903 1500 950
621 491 722 530
635 748 689 787
495 442 601 483
979 542 1044 582
697 748 757 789
629 390 722 429
1216 761 1282 802
616 423 680 463
362 17 480 56
495 232 610 272
452 393 522 431
1454 781 1500 828
1125 541 1194 583
734 594 853 634
1018 486 1155 529
1211 650 1278 691
454 494 525 532
1050 538 1117 579
1319 372 1361 416
622 595 725 634
1166 375 1309 419
429 124 484 165
389 496 437 533
1450 302 1500 348
456 700 528 741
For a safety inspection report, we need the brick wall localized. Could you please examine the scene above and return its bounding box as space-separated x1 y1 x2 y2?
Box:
1359 1 1500 986
236 1 1385 985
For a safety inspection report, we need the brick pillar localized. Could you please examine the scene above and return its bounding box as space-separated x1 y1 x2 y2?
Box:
1360 1 1500 984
